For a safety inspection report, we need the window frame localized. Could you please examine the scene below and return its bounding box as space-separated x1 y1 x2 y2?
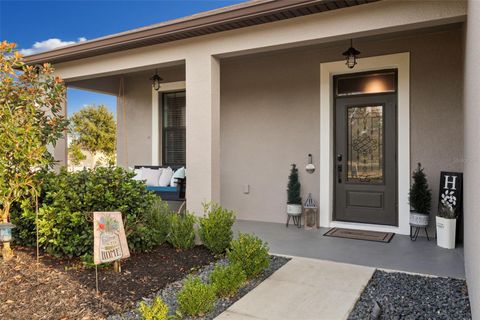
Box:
161 90 186 167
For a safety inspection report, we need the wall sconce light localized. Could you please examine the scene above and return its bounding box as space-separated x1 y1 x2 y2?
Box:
150 69 163 91
342 39 360 69
306 154 315 174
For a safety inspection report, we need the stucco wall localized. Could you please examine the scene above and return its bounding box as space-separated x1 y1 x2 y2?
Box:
464 1 480 318
116 66 185 168
220 26 464 225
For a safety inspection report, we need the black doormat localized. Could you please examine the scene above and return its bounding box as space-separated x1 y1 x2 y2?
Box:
323 227 394 243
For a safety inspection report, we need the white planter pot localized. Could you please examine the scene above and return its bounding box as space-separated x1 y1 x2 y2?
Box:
436 217 456 249
287 204 302 216
409 212 429 227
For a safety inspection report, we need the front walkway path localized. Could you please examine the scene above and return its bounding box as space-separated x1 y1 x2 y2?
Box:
216 257 374 320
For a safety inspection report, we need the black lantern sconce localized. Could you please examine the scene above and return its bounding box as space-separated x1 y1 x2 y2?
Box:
150 69 163 91
342 39 360 69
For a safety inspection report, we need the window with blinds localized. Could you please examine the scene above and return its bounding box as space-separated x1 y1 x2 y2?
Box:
162 91 186 166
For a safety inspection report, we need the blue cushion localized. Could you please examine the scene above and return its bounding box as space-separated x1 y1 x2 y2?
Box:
146 186 177 192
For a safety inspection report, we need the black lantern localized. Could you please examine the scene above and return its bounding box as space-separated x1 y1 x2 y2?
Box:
150 69 163 91
342 39 360 69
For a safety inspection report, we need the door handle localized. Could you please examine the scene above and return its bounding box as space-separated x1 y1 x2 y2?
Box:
337 164 343 183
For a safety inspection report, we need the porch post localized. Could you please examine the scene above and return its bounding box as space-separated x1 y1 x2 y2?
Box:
53 99 68 170
464 1 480 318
185 55 220 215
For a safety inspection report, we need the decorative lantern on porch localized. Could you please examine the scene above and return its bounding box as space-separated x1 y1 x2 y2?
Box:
342 39 360 69
303 193 318 229
0 223 15 243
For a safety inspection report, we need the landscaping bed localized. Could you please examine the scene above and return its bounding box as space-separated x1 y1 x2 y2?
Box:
0 245 214 319
348 270 472 320
112 255 290 320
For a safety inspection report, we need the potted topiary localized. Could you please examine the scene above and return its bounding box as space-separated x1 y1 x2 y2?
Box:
409 163 432 228
286 164 302 216
436 202 457 249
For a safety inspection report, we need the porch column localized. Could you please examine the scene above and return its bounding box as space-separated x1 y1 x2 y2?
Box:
464 1 480 318
185 55 220 215
53 99 68 170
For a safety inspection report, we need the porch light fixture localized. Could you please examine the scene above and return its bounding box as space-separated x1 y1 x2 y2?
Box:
150 69 163 91
342 39 360 69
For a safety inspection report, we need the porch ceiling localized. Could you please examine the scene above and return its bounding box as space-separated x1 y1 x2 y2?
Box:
24 0 378 65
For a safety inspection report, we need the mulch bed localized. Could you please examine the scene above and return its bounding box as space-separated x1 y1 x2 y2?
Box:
348 270 472 320
0 244 215 320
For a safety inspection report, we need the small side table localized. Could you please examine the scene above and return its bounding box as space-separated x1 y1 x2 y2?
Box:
303 206 319 230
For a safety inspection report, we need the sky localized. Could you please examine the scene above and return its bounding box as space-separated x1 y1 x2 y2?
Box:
0 0 245 116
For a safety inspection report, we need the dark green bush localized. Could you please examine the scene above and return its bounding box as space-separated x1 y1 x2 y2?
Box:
138 297 169 320
167 212 196 250
210 263 246 298
130 197 172 250
177 276 216 317
227 233 270 278
13 167 160 257
199 202 235 254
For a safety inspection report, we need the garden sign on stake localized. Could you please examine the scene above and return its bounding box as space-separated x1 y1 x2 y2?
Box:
93 212 130 292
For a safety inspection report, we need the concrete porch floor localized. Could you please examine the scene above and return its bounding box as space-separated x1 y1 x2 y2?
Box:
233 220 465 279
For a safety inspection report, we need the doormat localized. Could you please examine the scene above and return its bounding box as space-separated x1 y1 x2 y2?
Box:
323 228 394 243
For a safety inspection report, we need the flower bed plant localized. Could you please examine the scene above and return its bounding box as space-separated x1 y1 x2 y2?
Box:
11 167 167 256
167 212 196 250
227 233 270 278
199 202 236 254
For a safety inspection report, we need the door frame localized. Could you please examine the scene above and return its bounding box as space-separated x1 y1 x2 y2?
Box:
319 52 410 235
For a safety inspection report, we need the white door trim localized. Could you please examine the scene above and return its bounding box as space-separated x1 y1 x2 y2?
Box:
319 53 410 235
151 81 186 165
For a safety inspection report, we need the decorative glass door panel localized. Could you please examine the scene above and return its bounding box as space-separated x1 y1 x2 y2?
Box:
347 105 384 184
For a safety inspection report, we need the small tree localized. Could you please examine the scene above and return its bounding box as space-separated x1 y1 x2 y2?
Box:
409 163 432 214
70 105 116 168
287 164 301 205
0 41 68 260
68 141 86 168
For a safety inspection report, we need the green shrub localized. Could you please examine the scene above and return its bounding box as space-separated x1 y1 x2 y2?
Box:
177 276 216 317
138 297 169 320
227 233 270 278
136 197 172 247
13 167 159 257
199 203 236 254
210 263 246 298
167 212 196 250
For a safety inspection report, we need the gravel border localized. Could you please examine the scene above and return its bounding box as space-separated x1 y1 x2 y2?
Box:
348 270 471 320
110 255 290 320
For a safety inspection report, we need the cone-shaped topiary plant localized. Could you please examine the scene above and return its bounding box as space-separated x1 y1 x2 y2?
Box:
409 163 432 214
287 164 302 205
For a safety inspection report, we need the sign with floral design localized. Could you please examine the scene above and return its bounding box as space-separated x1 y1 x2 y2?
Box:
93 212 130 265
438 172 463 217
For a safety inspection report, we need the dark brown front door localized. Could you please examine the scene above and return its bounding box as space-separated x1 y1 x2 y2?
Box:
334 93 397 226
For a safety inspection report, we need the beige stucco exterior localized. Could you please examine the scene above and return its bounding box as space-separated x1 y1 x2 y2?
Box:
220 26 463 227
50 1 480 315
464 1 480 318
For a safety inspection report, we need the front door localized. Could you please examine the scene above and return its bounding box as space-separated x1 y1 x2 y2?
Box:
334 71 397 226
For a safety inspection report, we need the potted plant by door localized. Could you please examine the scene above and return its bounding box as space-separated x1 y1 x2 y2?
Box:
436 202 457 249
286 164 302 216
409 163 432 228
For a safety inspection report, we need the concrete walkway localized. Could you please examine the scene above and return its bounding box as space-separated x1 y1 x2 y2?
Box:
216 257 374 320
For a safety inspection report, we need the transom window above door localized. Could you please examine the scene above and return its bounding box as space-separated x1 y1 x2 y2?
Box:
162 91 185 166
335 69 397 97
